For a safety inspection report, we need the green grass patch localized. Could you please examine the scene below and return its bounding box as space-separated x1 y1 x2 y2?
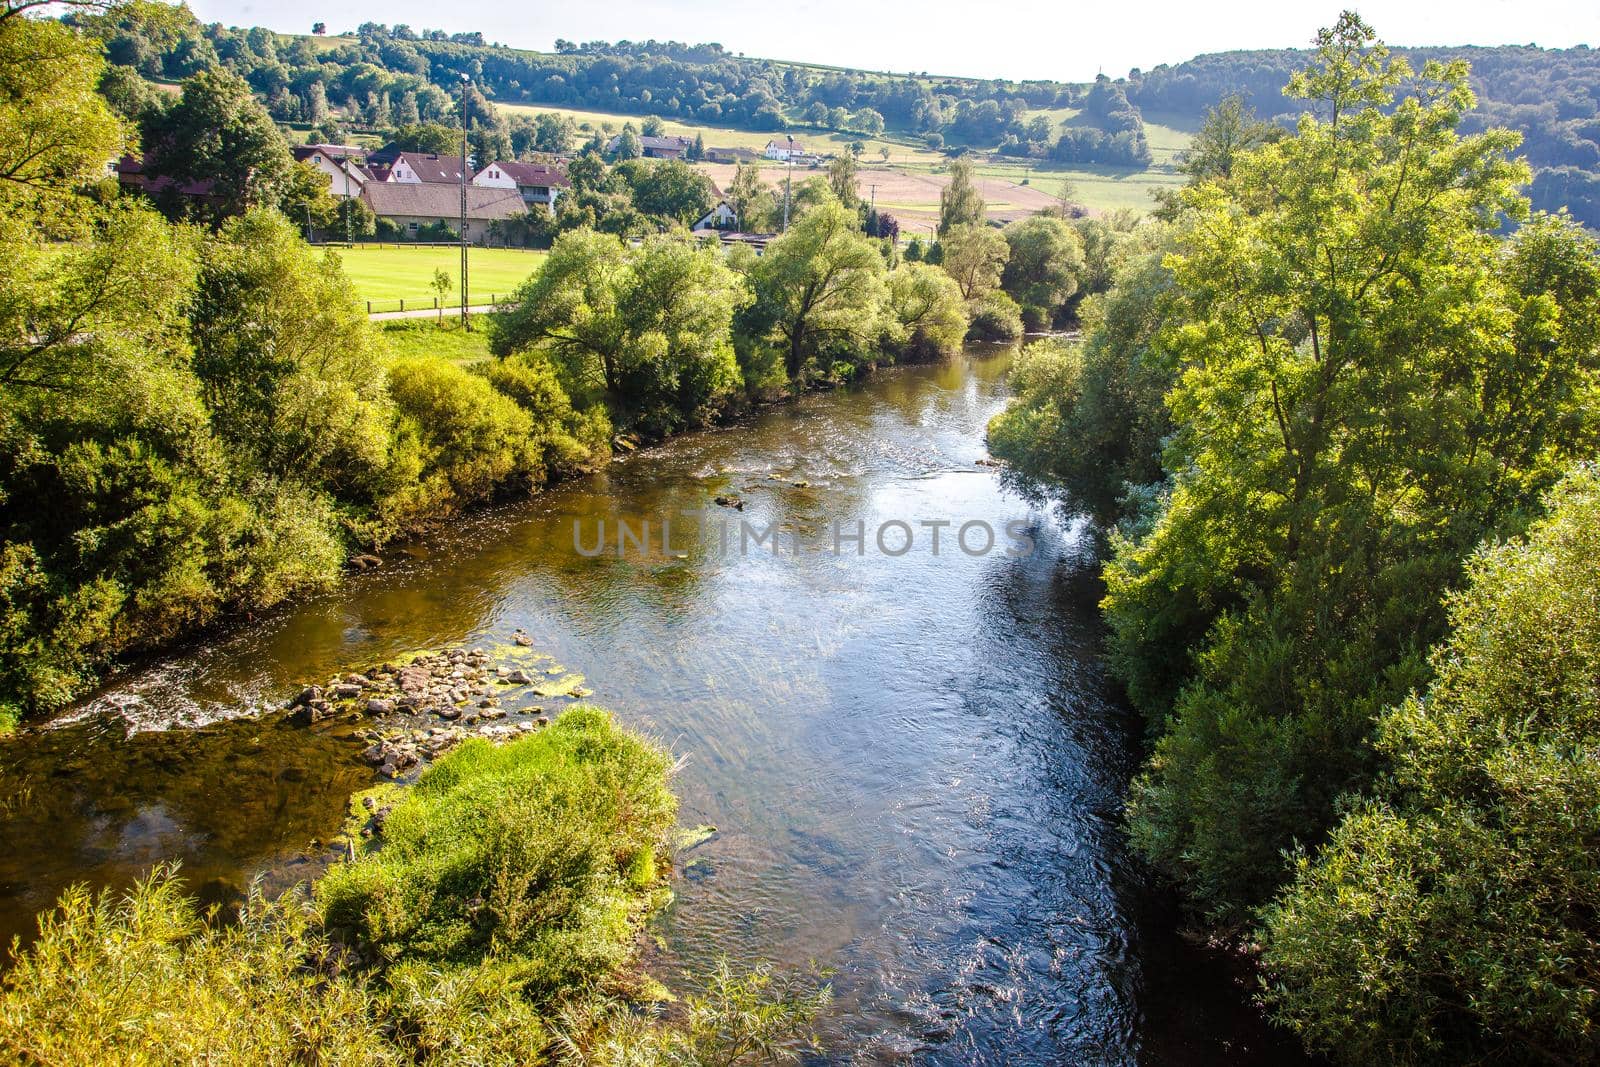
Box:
379 317 496 364
328 244 545 309
318 706 676 1000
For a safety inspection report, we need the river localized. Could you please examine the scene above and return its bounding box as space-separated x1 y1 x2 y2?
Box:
0 346 1305 1064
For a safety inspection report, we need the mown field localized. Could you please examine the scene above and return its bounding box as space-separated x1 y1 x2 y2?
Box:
327 244 546 309
497 102 1191 224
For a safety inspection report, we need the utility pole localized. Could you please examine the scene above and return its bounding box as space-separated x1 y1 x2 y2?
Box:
342 147 351 244
782 158 792 232
459 74 470 330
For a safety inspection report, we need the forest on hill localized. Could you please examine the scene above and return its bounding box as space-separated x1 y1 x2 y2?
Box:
87 4 1600 223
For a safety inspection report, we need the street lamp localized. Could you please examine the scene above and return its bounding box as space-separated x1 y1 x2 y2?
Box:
459 73 471 329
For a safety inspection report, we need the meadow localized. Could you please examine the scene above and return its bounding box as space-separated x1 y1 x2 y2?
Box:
328 243 546 310
495 102 1191 225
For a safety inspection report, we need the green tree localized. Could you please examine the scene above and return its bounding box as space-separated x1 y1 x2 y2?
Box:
748 201 885 380
1178 93 1279 183
936 157 985 234
0 14 127 217
189 210 392 490
1262 466 1600 1066
154 67 293 218
881 262 968 362
726 159 776 232
626 158 715 225
1111 14 1588 925
938 222 1009 301
826 152 860 209
490 231 748 431
1000 215 1085 327
611 127 642 160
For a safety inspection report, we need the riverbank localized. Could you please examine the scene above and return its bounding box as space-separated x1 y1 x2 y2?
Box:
0 350 1305 1061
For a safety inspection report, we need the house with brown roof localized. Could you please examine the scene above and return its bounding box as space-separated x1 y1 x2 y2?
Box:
606 134 693 160
292 143 370 197
764 136 806 162
470 161 570 208
361 182 526 244
386 152 473 184
704 146 759 164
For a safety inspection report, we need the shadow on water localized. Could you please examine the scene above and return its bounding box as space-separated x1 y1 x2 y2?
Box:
0 346 1308 1065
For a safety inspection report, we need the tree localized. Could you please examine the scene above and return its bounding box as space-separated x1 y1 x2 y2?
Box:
0 15 127 215
1179 93 1280 183
430 268 452 320
311 21 325 35
851 107 884 136
188 210 391 487
534 112 574 153
726 160 777 232
938 223 1008 301
882 262 968 362
154 67 293 218
688 131 705 161
936 157 984 234
1262 466 1600 1066
626 159 715 225
748 201 885 380
611 127 641 160
640 115 665 137
1111 14 1587 926
826 152 859 209
489 231 748 431
1000 215 1085 327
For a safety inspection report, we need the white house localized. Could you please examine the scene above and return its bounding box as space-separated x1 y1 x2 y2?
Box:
292 144 370 198
691 200 738 231
471 161 570 208
764 136 806 162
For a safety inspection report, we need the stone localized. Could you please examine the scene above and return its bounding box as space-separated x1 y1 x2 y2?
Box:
288 685 322 709
364 698 395 716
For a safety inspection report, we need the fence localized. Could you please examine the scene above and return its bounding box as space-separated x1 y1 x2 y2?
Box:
364 295 513 315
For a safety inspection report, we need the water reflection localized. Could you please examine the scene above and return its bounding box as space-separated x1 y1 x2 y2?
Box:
0 347 1303 1064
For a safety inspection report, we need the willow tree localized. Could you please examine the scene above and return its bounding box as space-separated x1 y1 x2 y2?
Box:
748 201 885 380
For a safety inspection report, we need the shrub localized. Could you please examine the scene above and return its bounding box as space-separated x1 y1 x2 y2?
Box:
318 707 677 1001
1260 467 1600 1065
965 290 1023 342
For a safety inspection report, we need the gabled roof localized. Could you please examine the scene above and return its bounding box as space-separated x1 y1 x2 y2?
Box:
293 143 365 161
766 137 805 151
605 134 692 153
114 154 215 198
481 161 571 188
362 182 526 221
391 152 473 183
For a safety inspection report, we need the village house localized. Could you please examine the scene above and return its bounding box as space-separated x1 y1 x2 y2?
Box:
605 133 693 159
470 161 570 208
383 151 473 184
361 182 525 244
692 200 738 230
764 136 806 162
704 146 760 164
291 143 370 197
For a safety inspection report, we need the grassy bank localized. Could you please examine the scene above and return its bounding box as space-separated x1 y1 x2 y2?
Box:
379 317 496 364
0 707 826 1062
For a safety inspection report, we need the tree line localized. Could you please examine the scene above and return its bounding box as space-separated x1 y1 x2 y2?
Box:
989 14 1600 1063
82 4 1153 166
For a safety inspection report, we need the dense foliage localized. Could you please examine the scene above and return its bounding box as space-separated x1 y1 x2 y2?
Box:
1261 468 1600 1064
0 708 828 1064
989 14 1600 1061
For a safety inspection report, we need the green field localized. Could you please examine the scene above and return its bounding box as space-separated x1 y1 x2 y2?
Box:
328 244 546 310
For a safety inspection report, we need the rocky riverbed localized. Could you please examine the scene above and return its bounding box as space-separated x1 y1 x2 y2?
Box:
284 631 595 780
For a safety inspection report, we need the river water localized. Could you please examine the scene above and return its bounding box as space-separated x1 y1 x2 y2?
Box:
0 347 1304 1064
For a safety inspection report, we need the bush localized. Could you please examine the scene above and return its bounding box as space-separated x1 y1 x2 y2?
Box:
318 707 677 1001
881 262 969 362
1260 467 1600 1065
964 290 1023 342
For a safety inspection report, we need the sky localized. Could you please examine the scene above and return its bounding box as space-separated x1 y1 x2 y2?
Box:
188 0 1600 83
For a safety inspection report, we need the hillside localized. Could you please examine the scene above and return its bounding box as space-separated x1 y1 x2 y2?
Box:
86 7 1600 225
